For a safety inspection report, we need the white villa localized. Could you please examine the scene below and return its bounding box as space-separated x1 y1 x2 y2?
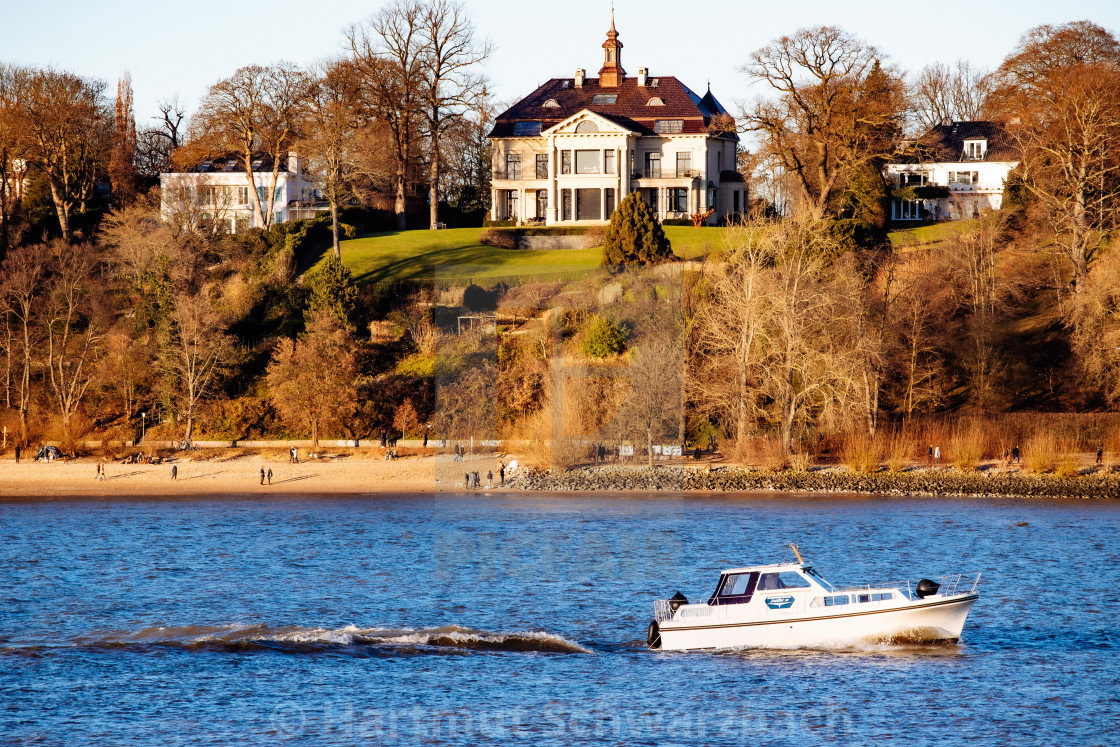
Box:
885 121 1020 222
488 15 744 226
160 152 324 233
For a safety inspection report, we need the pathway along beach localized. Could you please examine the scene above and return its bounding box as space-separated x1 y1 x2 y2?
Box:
2 452 1120 499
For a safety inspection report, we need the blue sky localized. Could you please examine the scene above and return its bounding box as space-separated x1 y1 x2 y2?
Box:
5 0 1119 126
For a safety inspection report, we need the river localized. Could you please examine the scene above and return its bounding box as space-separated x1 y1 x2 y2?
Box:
1 493 1117 745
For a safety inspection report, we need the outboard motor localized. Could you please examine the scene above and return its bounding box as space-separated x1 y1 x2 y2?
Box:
668 591 689 612
915 579 940 599
647 620 661 649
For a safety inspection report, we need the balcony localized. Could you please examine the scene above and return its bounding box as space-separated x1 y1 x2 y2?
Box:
631 168 700 180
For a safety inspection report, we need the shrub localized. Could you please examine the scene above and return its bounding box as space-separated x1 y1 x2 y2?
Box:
602 192 674 266
581 315 627 358
480 228 518 249
841 433 884 474
949 424 986 471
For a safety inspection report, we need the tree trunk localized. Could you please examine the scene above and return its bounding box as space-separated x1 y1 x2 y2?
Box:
48 177 71 242
429 127 440 230
646 427 653 469
312 417 319 449
330 201 340 259
245 156 267 230
394 168 407 230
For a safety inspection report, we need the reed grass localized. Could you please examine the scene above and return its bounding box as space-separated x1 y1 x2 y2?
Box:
840 432 884 474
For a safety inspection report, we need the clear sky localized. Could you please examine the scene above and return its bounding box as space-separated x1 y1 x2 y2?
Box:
5 0 1119 127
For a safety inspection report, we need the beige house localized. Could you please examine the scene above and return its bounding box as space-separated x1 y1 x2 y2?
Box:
489 16 744 226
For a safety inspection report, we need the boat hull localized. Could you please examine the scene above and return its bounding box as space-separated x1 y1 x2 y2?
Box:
656 594 978 651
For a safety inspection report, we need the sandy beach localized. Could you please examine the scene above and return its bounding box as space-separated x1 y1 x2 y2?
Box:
0 452 512 498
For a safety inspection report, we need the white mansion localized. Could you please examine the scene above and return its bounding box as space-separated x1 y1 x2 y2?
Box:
160 152 323 233
488 16 744 226
885 121 1020 222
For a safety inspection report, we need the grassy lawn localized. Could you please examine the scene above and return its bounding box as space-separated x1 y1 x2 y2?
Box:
332 225 728 286
888 220 977 248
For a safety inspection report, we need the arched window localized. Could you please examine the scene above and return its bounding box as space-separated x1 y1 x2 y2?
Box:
542 99 560 108
647 97 665 106
575 120 599 133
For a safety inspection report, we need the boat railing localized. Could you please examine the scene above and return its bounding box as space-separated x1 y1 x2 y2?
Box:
832 572 982 599
653 599 675 623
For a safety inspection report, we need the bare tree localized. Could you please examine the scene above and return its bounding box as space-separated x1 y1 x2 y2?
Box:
136 98 186 178
740 26 905 217
109 73 138 205
416 0 491 229
995 21 1120 284
191 62 312 231
0 65 30 255
347 0 426 230
18 68 110 241
266 310 359 446
300 59 362 258
910 61 995 132
0 245 44 443
164 292 234 441
43 241 105 446
618 335 683 468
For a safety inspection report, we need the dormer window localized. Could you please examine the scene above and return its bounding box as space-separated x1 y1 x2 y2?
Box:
542 99 560 108
591 94 617 105
513 121 542 136
251 159 263 170
653 119 684 134
649 78 660 87
647 97 665 106
964 139 987 161
198 161 212 172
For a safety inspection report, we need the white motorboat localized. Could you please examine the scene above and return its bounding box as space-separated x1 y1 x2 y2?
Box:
647 549 980 651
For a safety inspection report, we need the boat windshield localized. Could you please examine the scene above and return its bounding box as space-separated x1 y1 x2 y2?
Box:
804 567 836 591
757 571 811 591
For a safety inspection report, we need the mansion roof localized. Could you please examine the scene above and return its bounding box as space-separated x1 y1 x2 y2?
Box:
895 121 1020 164
490 76 736 140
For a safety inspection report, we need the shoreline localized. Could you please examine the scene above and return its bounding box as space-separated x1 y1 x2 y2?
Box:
2 454 1119 501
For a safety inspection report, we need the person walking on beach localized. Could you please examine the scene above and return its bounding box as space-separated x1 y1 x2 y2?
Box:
1011 445 1020 464
14 445 20 463
933 446 941 466
486 470 493 489
465 471 470 489
260 467 265 485
171 465 178 480
96 462 103 481
927 445 933 467
499 462 506 486
1097 444 1104 465
473 471 480 489
267 468 273 485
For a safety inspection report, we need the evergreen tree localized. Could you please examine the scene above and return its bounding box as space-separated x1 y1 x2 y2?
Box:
306 253 360 329
602 192 674 266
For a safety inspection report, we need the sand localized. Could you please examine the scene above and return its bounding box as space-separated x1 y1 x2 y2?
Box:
0 452 513 499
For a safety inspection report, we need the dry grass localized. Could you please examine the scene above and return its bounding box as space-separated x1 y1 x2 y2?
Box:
1023 433 1058 474
840 433 884 474
885 430 913 473
949 424 986 471
735 437 789 470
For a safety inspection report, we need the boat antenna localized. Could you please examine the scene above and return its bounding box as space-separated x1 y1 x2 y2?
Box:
790 543 804 564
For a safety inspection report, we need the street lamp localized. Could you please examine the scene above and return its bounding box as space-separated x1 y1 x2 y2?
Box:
141 412 146 443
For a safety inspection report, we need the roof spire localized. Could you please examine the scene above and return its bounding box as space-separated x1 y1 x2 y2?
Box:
599 6 625 87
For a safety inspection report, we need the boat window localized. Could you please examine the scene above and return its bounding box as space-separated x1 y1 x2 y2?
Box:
858 594 870 604
721 573 751 596
804 567 835 591
872 592 892 602
709 571 759 605
823 595 850 606
757 572 812 591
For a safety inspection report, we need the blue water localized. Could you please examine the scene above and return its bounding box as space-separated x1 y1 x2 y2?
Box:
1 493 1118 746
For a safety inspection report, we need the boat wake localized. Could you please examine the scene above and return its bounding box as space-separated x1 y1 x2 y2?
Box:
5 623 593 657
